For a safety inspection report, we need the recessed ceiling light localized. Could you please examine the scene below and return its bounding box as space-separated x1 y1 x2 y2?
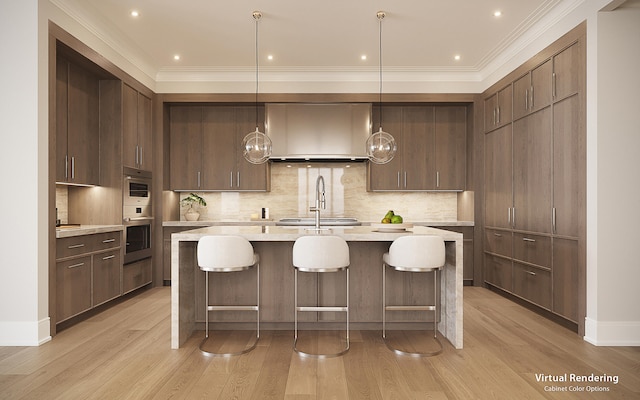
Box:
173 55 181 61
493 10 502 17
130 10 139 17
454 55 461 61
267 55 273 61
361 55 367 61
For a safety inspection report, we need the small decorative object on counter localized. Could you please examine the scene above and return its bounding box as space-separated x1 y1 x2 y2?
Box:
180 193 207 221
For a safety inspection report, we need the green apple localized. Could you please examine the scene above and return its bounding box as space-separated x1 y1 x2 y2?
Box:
391 215 403 224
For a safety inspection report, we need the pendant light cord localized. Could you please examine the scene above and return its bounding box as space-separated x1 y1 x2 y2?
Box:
253 11 261 131
378 12 384 132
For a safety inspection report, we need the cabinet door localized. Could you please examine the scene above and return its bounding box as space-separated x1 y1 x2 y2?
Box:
123 258 152 294
553 95 584 237
484 125 512 229
513 108 552 233
434 106 466 190
553 42 582 101
368 106 404 190
483 93 498 132
67 62 100 186
56 256 92 322
496 85 513 126
122 84 139 169
529 59 552 113
513 73 531 120
403 106 435 189
56 58 69 183
170 106 202 190
202 106 236 189
484 254 512 291
512 262 551 309
93 250 122 306
137 93 152 170
235 106 269 190
552 238 579 322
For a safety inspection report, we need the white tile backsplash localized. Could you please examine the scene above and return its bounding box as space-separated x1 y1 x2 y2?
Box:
179 163 459 222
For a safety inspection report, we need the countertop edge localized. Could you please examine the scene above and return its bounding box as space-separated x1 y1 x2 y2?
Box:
55 225 124 238
163 220 474 227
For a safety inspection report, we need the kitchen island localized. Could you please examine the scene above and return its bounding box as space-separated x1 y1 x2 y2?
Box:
171 225 463 349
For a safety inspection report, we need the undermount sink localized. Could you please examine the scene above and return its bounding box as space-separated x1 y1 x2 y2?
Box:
276 217 361 226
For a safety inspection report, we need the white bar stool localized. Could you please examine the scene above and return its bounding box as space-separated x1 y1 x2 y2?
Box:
293 235 350 358
382 235 445 357
197 235 260 356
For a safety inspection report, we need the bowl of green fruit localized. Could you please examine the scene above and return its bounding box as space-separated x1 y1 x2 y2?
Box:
371 210 413 232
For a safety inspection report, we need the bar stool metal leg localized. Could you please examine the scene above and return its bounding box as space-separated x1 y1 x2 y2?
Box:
382 263 443 357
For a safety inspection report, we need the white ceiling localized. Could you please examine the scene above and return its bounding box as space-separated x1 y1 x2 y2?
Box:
52 0 587 90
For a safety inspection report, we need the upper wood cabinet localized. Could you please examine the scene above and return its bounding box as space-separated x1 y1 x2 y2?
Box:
122 84 152 171
170 105 269 191
513 59 552 120
484 124 513 230
55 57 100 186
553 42 582 101
484 84 512 132
368 104 467 191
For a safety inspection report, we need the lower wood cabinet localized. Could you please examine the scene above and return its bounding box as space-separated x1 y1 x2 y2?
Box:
123 258 152 294
56 255 92 322
552 238 579 322
55 231 123 324
93 249 122 306
512 262 551 310
484 253 512 291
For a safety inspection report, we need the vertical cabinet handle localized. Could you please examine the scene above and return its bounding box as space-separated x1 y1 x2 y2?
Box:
135 145 139 166
230 171 234 188
530 86 534 109
397 171 400 188
497 106 501 124
552 207 557 234
71 156 75 180
512 207 516 227
552 72 557 99
237 171 240 188
436 171 440 188
139 146 143 167
197 171 201 188
404 171 407 188
493 108 496 126
525 89 528 111
65 155 69 180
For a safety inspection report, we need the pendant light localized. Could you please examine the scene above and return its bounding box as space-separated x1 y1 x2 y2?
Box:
242 11 272 164
366 11 397 164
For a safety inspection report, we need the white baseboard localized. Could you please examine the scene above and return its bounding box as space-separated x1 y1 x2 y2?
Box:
584 317 640 346
0 317 51 346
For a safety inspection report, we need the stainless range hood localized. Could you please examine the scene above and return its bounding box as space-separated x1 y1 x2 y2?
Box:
266 103 372 161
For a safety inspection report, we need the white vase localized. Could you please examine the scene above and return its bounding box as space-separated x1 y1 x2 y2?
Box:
184 207 200 221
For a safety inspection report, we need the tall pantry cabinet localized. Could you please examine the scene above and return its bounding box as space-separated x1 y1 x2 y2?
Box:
482 24 585 333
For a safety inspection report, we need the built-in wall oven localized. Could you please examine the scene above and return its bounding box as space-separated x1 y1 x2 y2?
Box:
123 167 152 264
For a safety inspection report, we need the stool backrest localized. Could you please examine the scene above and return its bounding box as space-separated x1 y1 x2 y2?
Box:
293 235 350 270
387 235 445 269
197 235 255 270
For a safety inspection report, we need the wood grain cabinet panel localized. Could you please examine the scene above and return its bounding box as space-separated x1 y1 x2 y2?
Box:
123 258 152 294
513 232 551 268
55 57 100 185
368 104 466 191
513 59 552 120
92 249 122 306
169 106 203 190
484 125 512 229
56 255 92 322
484 254 512 291
484 228 512 258
512 262 551 310
484 84 512 132
123 84 152 170
552 238 579 322
512 107 552 233
553 42 582 101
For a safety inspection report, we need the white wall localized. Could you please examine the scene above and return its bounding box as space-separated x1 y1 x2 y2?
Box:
584 2 640 345
0 0 51 345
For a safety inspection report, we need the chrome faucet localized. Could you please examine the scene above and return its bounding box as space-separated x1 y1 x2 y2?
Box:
310 175 326 230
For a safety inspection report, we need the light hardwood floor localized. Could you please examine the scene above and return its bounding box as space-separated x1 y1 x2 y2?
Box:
0 287 638 399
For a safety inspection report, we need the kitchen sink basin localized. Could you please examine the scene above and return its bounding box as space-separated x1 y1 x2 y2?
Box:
276 217 361 226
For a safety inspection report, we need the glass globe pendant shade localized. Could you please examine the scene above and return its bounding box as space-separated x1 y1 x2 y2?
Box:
242 127 272 164
366 127 397 164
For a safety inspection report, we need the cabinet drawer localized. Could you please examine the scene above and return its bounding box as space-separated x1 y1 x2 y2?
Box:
123 258 152 294
512 262 551 309
57 231 121 259
484 254 512 291
484 229 512 257
513 233 551 268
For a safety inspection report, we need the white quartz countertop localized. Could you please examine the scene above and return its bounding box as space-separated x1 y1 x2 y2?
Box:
55 224 124 238
163 220 473 228
171 225 463 242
